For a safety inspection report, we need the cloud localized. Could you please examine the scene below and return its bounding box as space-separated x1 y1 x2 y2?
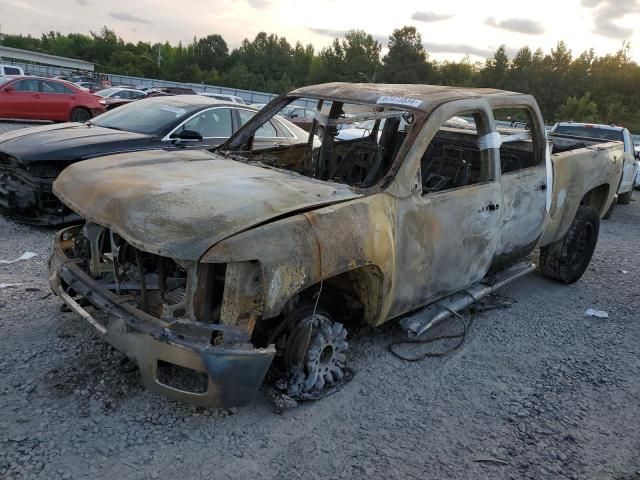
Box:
308 27 387 45
581 0 640 39
76 0 88 5
308 27 348 37
411 11 453 23
485 17 545 34
422 42 494 58
109 11 153 25
246 0 270 8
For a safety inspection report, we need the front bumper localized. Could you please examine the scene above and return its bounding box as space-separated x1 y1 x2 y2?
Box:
49 228 275 408
0 169 78 226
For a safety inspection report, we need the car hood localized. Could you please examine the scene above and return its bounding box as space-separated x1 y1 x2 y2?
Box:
53 149 361 260
0 123 153 162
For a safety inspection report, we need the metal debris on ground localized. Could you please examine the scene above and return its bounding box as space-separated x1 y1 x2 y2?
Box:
0 252 38 264
472 456 509 465
389 295 513 362
585 309 609 319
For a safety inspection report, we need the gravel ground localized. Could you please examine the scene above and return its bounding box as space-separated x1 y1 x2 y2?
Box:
1 120 639 480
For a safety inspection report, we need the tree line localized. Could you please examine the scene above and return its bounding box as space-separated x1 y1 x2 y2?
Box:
4 26 640 130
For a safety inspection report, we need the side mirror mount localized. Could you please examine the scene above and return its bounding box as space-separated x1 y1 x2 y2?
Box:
289 113 298 119
171 129 203 144
3 86 14 93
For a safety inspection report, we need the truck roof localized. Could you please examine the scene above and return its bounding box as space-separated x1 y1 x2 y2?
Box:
291 82 530 113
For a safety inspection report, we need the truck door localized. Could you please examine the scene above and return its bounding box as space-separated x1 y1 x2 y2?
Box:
389 99 503 318
491 106 547 269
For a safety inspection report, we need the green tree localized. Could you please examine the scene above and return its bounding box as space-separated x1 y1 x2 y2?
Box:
194 34 228 72
556 93 601 122
381 26 431 83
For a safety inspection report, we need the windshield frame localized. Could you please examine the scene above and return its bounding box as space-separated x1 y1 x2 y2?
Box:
217 94 426 194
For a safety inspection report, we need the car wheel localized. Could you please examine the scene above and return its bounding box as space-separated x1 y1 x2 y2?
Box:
539 205 600 284
277 303 348 398
617 190 632 204
70 107 91 123
316 125 325 140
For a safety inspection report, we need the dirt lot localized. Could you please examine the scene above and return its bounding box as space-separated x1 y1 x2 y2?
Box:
0 120 639 480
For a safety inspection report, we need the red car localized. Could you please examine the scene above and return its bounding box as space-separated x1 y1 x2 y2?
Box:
0 76 106 122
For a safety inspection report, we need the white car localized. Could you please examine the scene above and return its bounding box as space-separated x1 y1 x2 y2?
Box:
0 64 24 76
94 87 147 100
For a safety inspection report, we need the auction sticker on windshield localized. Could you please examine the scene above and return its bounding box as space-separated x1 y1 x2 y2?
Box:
376 95 423 109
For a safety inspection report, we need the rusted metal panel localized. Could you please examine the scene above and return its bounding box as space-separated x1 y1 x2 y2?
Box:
540 141 623 246
53 149 362 261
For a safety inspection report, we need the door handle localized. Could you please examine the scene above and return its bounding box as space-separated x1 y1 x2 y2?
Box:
478 203 500 213
33 94 40 99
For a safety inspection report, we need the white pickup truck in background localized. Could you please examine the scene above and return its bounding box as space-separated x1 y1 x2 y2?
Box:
549 122 639 207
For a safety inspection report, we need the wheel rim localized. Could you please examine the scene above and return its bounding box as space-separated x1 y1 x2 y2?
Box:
284 313 347 396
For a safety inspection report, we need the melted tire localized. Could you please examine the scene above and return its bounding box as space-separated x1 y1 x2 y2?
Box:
277 304 348 398
539 206 599 284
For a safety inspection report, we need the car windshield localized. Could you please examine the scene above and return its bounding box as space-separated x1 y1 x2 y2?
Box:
221 97 418 189
94 88 120 97
92 99 202 134
554 125 623 141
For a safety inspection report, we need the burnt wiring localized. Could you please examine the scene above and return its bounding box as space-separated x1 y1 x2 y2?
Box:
388 298 511 362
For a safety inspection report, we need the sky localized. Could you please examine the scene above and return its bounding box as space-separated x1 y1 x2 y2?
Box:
0 0 639 62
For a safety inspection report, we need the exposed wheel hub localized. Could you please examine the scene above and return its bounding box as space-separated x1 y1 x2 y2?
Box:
284 313 348 397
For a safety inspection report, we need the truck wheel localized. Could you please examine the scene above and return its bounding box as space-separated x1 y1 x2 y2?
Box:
280 305 348 397
603 200 615 219
539 206 599 284
618 190 632 204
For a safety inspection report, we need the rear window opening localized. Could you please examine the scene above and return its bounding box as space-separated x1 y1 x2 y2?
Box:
222 97 419 189
493 107 542 174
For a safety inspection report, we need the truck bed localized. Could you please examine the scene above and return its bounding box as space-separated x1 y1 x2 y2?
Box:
540 140 624 246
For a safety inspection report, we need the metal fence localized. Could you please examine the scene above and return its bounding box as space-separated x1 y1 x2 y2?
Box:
9 61 318 108
104 73 319 108
4 60 76 78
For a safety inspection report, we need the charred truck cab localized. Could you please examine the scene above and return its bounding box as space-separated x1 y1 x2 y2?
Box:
49 83 624 407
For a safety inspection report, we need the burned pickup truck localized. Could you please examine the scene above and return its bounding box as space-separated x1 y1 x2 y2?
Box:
49 83 624 407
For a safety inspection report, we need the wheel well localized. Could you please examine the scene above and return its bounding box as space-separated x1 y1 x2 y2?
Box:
251 265 384 347
580 184 609 216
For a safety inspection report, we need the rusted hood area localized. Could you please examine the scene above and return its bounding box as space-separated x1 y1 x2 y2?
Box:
53 149 361 260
